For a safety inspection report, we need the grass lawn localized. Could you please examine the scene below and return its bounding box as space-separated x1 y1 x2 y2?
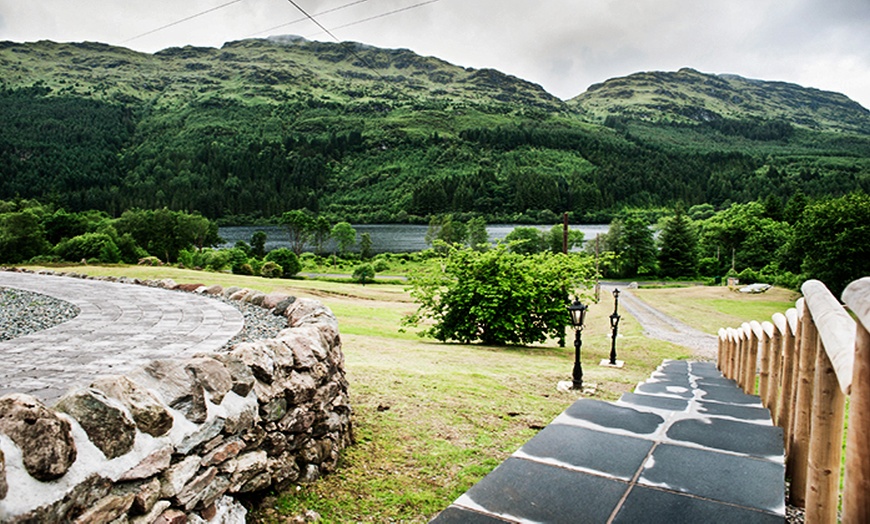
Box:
24 265 789 522
631 284 802 335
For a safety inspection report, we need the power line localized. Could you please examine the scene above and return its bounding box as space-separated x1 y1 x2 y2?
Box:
282 0 346 43
282 0 386 80
249 0 373 37
310 0 441 36
281 0 441 85
122 0 245 44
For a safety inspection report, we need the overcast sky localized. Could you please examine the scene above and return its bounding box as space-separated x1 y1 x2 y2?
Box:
1 0 869 109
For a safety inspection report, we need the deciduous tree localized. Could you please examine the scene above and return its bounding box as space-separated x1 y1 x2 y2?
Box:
404 245 595 345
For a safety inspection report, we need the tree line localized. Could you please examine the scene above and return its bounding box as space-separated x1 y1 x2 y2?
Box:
594 190 870 297
2 85 868 226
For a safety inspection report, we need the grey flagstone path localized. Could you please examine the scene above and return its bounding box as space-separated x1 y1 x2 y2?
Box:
432 360 785 523
0 272 244 405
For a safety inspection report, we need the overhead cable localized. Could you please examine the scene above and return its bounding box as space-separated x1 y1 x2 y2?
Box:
249 0 372 37
122 0 245 43
309 0 441 36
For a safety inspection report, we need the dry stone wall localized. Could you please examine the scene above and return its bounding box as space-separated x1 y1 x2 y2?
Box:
0 273 352 524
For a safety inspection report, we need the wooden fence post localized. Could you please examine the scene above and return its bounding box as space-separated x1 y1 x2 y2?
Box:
842 279 870 524
759 321 774 409
728 327 738 380
718 328 727 373
746 321 762 395
769 313 787 422
780 304 801 459
740 323 751 391
801 278 857 523
805 341 847 523
788 299 817 508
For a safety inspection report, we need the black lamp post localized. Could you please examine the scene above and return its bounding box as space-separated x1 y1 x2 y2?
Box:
567 297 588 390
609 289 621 365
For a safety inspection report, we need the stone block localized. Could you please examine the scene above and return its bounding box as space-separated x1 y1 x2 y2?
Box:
91 376 173 437
202 439 246 467
132 360 207 424
175 466 217 509
262 293 290 310
268 453 301 486
132 477 162 514
246 292 267 306
161 455 202 498
262 398 287 422
223 395 258 435
0 393 77 481
204 284 223 295
228 451 268 492
222 286 241 298
130 501 171 524
272 296 297 317
185 357 233 405
176 283 205 292
213 355 255 397
278 332 319 369
285 298 337 329
119 446 173 481
264 338 295 372
278 407 315 434
56 388 136 459
73 492 135 524
286 371 317 404
176 416 226 455
153 508 187 524
231 342 276 384
229 288 251 301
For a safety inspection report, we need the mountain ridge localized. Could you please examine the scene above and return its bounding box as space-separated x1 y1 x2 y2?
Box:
570 67 870 134
0 37 869 222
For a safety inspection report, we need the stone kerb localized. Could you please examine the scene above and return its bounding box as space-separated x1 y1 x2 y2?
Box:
0 271 352 524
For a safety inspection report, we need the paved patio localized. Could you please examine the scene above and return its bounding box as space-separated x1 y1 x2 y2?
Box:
432 360 785 523
0 272 244 404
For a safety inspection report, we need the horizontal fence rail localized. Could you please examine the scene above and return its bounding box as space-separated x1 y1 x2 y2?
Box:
718 278 870 524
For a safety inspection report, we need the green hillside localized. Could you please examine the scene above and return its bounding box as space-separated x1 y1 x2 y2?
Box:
570 67 870 134
1 39 869 223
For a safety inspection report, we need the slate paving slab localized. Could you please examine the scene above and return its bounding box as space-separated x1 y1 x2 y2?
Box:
515 424 653 481
452 458 629 524
0 272 244 404
432 360 785 523
639 443 784 513
613 486 784 524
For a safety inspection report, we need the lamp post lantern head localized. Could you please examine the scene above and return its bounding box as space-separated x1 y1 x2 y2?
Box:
567 298 588 330
612 288 620 299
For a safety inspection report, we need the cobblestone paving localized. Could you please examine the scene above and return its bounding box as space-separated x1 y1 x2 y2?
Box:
0 272 244 404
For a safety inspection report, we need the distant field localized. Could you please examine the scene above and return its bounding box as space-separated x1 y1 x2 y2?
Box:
632 284 801 334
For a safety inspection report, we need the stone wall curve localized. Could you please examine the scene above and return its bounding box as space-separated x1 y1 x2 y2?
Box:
0 271 352 524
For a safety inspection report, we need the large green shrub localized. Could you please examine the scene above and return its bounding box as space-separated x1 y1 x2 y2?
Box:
404 245 595 345
260 261 283 279
265 248 302 278
53 232 121 263
352 263 376 285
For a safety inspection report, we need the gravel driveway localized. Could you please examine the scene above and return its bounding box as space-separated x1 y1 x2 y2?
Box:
601 284 718 360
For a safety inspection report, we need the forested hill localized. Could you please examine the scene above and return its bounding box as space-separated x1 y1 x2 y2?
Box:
571 67 870 135
1 38 869 223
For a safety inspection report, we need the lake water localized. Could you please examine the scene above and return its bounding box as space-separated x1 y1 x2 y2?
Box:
219 224 610 254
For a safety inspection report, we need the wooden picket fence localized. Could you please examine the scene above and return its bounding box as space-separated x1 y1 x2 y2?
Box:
718 278 870 524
